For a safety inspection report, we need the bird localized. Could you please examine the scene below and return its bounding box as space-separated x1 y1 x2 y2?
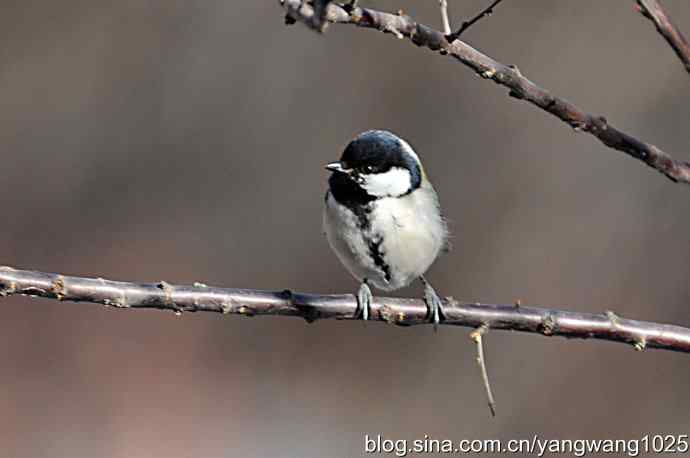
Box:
323 130 448 328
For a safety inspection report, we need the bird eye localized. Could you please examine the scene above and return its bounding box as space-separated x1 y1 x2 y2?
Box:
363 165 374 173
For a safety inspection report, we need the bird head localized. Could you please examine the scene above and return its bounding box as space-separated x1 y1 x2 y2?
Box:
326 130 423 201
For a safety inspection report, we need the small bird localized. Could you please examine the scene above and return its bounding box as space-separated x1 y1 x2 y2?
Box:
323 130 448 327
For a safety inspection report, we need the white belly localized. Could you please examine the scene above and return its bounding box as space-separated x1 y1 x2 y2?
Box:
323 184 447 291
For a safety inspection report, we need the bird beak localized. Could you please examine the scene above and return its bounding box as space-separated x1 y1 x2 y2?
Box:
325 161 348 173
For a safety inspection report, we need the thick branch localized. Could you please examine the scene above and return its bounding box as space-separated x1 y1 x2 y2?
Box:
636 0 690 75
1 266 690 354
280 1 690 184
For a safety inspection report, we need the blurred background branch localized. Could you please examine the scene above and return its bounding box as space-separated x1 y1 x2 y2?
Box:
636 0 690 75
281 0 690 184
2 266 690 354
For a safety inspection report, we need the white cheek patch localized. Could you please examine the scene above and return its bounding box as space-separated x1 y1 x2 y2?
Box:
361 167 412 197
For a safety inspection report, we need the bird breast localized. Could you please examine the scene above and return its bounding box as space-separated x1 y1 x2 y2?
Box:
324 184 447 291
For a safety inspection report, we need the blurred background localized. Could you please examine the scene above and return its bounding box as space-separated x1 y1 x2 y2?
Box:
1 1 689 456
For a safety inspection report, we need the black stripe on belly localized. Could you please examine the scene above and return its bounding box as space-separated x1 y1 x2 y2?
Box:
367 236 391 283
327 185 391 284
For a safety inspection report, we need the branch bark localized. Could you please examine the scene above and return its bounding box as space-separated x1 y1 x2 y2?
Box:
2 266 690 354
636 0 690 75
280 1 690 185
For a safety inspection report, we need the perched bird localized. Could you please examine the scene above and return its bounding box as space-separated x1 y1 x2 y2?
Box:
323 130 448 327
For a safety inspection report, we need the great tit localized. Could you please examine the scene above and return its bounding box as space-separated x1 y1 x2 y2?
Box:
323 130 448 327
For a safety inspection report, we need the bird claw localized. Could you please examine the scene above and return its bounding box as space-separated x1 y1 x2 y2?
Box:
357 281 373 321
422 278 444 332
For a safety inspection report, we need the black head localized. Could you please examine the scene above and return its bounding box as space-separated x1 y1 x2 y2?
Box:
338 130 422 178
326 130 423 207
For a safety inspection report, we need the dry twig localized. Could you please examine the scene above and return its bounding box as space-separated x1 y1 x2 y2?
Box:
636 0 690 75
280 1 690 184
1 266 690 354
447 0 504 41
470 325 496 417
439 0 451 35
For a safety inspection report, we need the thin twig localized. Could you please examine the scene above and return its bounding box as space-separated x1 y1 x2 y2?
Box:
1 266 690 354
635 0 690 75
280 1 690 184
447 0 504 41
470 325 496 417
439 0 451 35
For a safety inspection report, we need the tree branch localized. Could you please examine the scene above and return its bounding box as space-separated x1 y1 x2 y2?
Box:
1 265 690 354
280 1 690 185
447 0 504 41
439 0 451 36
470 325 496 417
636 0 690 75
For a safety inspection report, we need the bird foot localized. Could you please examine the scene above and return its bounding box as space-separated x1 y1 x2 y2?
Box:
421 277 444 332
357 281 373 321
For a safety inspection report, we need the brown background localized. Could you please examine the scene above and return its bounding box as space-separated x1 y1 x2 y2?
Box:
1 1 689 456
